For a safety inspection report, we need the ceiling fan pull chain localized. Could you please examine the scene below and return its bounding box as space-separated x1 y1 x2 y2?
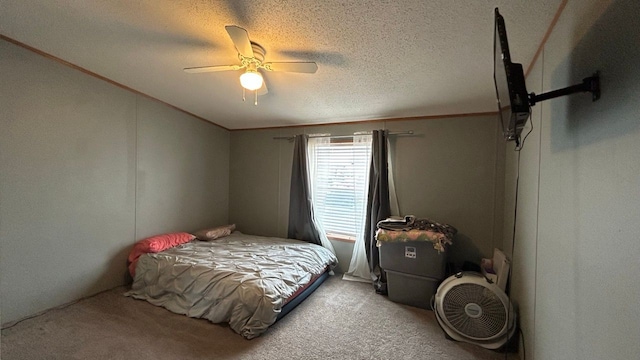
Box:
254 90 258 106
242 88 246 102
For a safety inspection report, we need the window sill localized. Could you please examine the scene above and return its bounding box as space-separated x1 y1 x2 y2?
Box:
326 233 356 243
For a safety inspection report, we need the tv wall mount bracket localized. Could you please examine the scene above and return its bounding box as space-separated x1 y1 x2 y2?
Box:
528 71 600 107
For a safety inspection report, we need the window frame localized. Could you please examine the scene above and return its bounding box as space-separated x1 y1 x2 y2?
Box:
309 136 371 244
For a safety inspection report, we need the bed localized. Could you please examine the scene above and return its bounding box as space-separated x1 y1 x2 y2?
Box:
125 231 337 339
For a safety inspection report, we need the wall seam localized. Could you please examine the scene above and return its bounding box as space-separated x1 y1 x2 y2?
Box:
531 46 545 360
228 132 232 226
277 130 282 236
491 117 500 253
134 95 138 242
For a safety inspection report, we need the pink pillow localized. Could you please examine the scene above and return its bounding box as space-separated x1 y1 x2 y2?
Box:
128 232 195 276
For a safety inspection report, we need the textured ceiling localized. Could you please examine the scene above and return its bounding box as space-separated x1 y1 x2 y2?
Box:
1 0 562 129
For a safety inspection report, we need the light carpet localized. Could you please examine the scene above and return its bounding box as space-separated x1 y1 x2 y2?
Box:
1 275 516 359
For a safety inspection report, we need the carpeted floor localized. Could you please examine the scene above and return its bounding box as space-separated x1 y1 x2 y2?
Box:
1 276 516 359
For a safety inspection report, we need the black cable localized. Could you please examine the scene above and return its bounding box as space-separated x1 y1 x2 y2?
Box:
1 286 121 330
504 150 521 360
515 109 534 151
510 150 521 288
519 327 527 360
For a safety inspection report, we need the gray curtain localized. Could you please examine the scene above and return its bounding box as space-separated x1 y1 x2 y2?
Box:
287 134 323 246
364 130 392 294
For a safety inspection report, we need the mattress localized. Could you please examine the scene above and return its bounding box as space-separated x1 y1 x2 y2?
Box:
125 232 337 339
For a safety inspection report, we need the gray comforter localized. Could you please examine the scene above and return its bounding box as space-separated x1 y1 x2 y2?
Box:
125 232 337 339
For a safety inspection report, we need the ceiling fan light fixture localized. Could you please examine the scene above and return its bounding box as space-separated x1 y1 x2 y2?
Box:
240 70 263 91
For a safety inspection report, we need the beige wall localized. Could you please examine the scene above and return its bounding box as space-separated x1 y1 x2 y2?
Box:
135 97 229 239
503 0 640 358
0 39 230 325
230 116 505 274
502 53 543 360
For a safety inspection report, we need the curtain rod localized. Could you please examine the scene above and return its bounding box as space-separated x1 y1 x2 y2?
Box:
273 130 414 140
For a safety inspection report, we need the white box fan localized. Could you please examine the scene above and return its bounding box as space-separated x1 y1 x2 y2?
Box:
433 272 516 349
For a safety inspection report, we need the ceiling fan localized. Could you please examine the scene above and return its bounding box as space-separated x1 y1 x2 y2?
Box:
184 25 318 105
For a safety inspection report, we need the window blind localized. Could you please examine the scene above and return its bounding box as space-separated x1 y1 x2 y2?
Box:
311 140 371 238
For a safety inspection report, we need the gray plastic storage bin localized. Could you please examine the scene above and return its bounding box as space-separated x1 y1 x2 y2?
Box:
386 270 440 309
379 241 447 279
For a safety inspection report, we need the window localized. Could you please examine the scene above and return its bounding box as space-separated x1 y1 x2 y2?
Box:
308 136 372 242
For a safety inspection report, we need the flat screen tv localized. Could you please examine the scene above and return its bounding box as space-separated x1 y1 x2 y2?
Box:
494 8 530 143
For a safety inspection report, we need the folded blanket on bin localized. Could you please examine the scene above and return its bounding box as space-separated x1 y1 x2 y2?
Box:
376 215 416 231
375 216 457 253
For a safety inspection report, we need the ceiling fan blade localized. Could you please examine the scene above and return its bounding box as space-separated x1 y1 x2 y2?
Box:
225 25 254 58
264 62 318 73
184 65 240 73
